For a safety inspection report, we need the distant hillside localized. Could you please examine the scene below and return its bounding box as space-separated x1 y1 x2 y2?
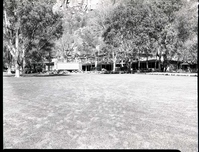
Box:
53 0 100 12
52 0 118 13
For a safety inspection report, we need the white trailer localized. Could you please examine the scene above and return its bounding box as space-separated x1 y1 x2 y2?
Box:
55 62 82 71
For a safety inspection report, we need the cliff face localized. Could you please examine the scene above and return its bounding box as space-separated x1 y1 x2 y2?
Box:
54 0 100 11
53 0 118 14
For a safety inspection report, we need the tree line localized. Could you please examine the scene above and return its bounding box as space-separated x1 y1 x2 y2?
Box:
3 0 197 77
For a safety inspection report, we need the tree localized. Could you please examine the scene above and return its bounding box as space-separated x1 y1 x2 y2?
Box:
53 0 121 71
173 0 198 64
53 1 89 63
3 0 22 77
21 0 63 69
102 2 154 71
55 33 76 62
148 0 198 71
80 12 106 69
52 0 197 73
147 0 184 71
102 26 122 71
3 0 63 77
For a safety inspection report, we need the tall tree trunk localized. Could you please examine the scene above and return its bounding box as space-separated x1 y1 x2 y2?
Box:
95 57 98 70
14 59 20 77
112 52 116 72
7 65 12 74
4 10 9 33
138 60 140 70
130 61 133 73
120 60 123 71
22 59 26 74
113 60 116 72
4 9 20 77
15 29 20 77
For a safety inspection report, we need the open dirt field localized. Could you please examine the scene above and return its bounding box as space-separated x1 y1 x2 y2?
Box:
3 74 198 151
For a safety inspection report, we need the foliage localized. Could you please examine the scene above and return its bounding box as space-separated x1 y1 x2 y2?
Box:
101 0 197 71
173 0 198 63
19 0 63 63
3 0 198 75
3 0 63 76
52 0 197 72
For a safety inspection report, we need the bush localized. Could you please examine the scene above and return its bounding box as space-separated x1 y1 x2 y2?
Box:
78 70 83 73
177 69 187 73
71 70 78 73
101 68 107 72
103 71 110 74
42 70 47 74
48 71 54 74
52 70 58 74
58 70 71 74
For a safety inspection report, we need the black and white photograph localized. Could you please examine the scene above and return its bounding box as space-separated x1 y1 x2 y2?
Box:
3 0 198 151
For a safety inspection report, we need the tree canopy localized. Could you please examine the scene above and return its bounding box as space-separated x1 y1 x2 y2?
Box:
3 0 63 76
3 0 198 75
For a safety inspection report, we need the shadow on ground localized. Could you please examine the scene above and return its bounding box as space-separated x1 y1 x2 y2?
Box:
3 74 197 150
23 74 70 77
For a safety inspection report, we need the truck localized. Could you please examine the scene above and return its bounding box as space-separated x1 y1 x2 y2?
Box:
54 62 82 72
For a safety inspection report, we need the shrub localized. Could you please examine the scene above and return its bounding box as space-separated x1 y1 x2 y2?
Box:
101 68 107 72
104 71 110 74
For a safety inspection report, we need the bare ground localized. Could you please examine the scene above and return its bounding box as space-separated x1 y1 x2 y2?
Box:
3 74 198 151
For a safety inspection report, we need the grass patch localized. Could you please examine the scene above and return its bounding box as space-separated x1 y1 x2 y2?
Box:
3 74 197 150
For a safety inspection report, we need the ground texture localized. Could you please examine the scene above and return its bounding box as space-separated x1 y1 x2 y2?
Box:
3 74 198 151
